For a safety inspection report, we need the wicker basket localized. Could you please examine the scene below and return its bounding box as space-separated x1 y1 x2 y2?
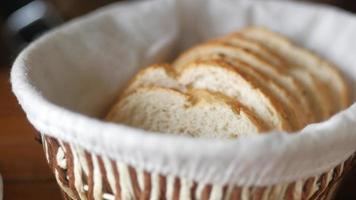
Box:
42 135 355 200
11 0 356 199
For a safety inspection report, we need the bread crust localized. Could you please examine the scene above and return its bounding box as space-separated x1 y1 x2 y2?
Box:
216 34 288 70
172 43 310 116
121 59 294 131
107 26 349 136
239 27 350 115
216 35 314 125
178 59 292 131
173 42 313 130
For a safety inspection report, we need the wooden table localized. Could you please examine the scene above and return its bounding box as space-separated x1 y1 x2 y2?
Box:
0 65 355 199
0 66 62 200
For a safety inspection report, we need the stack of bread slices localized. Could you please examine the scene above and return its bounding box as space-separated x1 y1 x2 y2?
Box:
106 27 350 138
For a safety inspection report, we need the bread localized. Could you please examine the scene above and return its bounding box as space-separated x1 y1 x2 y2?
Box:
173 42 312 128
178 60 291 131
173 42 285 72
107 87 266 138
222 58 308 129
217 35 315 123
106 26 350 138
172 43 309 115
239 27 350 114
124 60 291 131
217 35 286 70
221 32 334 122
289 69 332 120
123 64 183 94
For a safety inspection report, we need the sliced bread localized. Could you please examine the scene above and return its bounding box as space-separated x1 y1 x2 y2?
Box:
222 57 308 129
172 43 309 111
239 27 350 114
106 87 266 138
123 64 183 94
173 42 285 73
218 35 287 70
173 42 312 127
177 60 292 131
218 34 315 123
123 61 291 131
289 69 333 120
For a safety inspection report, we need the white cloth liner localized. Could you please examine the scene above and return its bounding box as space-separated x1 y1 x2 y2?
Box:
11 0 356 186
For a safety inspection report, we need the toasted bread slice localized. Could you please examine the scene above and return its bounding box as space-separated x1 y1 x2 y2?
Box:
239 27 350 114
107 87 266 138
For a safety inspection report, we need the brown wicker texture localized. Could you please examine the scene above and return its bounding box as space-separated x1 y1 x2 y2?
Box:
42 136 355 200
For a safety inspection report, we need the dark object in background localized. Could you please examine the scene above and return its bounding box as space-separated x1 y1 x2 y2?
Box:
1 0 355 66
0 0 33 19
46 0 117 20
0 0 119 65
298 0 356 12
1 0 62 56
334 165 356 200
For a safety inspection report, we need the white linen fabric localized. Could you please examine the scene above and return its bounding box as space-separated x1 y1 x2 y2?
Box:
11 0 356 186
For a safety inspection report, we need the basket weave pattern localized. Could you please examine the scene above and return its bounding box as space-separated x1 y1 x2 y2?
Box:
42 136 355 200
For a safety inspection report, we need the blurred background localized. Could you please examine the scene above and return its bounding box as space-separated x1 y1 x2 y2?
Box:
0 0 355 199
0 0 119 66
0 0 356 66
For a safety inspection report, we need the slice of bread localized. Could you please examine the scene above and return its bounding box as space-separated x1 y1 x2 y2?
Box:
124 61 291 131
123 64 184 95
218 35 315 122
106 87 266 138
172 44 309 113
222 58 308 129
177 60 292 131
173 42 312 128
218 35 287 70
289 69 332 120
173 42 285 73
179 53 304 130
239 27 350 114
